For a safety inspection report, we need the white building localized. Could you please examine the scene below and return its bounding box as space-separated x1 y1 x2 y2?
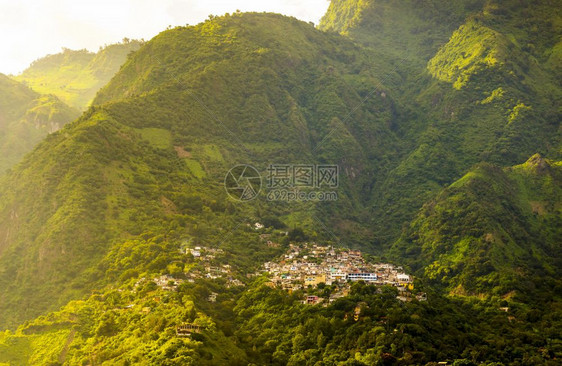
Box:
347 273 378 283
397 273 411 282
330 270 347 283
189 247 201 258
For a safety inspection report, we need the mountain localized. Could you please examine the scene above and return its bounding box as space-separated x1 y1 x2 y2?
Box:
393 154 562 298
319 0 481 64
0 41 141 174
0 1 560 364
0 12 403 330
15 40 143 110
0 73 79 173
320 0 561 242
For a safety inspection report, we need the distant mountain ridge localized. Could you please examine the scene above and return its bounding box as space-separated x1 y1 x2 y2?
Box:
15 40 143 110
0 40 142 174
0 73 79 173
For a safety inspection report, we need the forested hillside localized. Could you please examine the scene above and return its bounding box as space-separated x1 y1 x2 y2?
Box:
321 0 561 242
393 155 562 299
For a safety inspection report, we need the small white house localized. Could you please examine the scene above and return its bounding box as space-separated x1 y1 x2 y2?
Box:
190 248 201 258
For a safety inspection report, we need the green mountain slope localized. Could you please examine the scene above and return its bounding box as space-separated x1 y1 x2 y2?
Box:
0 73 79 173
393 154 562 298
2 271 561 365
15 40 143 110
0 12 404 329
0 284 247 365
319 0 483 64
320 0 561 242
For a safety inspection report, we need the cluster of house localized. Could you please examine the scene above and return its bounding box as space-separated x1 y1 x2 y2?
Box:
129 244 245 293
261 243 426 304
153 274 184 291
134 275 183 291
184 246 245 288
134 242 426 306
151 270 243 292
187 246 224 261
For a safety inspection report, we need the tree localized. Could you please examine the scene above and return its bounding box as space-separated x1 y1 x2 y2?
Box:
288 228 308 242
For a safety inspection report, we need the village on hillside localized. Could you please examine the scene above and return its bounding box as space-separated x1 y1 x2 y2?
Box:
141 245 245 294
140 234 426 306
260 243 427 304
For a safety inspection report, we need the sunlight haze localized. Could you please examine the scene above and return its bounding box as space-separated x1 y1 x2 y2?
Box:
0 0 329 75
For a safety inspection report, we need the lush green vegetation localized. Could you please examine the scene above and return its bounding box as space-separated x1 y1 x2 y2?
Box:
393 155 562 298
233 281 562 365
321 0 561 242
1 276 561 365
0 281 245 365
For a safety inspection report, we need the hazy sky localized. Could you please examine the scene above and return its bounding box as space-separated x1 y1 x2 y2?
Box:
0 0 330 75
